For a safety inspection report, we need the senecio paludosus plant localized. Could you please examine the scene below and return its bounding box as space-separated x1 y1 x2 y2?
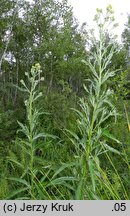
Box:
18 64 45 199
8 64 76 200
13 64 46 199
8 64 54 199
69 5 129 199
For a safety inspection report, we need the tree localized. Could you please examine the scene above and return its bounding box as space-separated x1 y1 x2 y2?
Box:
0 0 88 141
122 15 130 50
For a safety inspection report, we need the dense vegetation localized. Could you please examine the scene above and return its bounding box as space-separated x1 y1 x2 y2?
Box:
0 0 130 199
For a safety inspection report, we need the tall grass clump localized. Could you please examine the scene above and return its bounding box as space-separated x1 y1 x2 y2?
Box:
68 5 129 199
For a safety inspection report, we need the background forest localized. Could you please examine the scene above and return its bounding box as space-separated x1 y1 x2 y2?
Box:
0 0 130 200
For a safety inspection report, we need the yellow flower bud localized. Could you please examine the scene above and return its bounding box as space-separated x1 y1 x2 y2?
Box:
35 63 41 70
41 77 44 81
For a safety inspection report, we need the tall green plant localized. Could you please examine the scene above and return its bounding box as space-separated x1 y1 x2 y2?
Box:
7 64 76 200
68 5 128 199
7 64 53 199
20 63 45 198
8 64 47 199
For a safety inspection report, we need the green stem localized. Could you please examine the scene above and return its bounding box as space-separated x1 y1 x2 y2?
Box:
29 85 34 199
